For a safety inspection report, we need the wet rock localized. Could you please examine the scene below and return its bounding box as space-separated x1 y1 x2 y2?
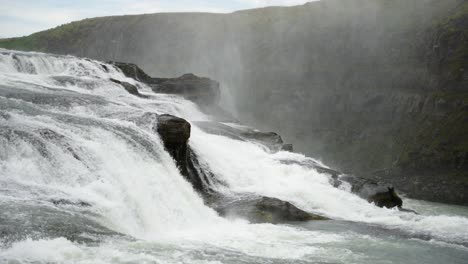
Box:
152 73 220 105
109 78 145 97
156 114 191 174
153 114 216 193
1 201 121 245
281 143 294 152
214 196 328 224
242 131 283 146
338 175 403 208
109 62 153 83
368 187 403 208
51 199 91 207
398 207 418 214
186 148 219 194
195 121 286 152
110 61 219 105
100 64 109 72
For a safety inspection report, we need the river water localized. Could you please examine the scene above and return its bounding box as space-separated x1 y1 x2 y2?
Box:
0 49 467 264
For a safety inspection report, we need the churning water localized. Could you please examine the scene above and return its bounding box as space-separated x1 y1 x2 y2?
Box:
0 49 467 264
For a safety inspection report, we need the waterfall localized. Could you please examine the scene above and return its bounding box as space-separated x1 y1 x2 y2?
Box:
0 49 219 239
1 49 467 263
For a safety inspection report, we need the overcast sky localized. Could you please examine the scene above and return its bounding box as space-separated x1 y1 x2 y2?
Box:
0 0 315 38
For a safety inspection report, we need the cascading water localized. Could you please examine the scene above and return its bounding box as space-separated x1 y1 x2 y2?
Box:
0 49 467 264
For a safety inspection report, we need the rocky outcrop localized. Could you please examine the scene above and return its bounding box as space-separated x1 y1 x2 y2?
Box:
109 78 145 97
152 73 220 105
109 62 154 83
281 144 294 152
111 62 220 105
154 114 211 193
154 114 325 222
367 187 403 208
156 114 191 174
335 174 404 209
214 196 328 224
195 121 293 152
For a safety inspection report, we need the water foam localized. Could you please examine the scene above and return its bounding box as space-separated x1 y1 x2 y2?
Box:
0 50 467 264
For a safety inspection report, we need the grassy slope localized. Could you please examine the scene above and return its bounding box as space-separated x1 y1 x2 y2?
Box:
0 18 98 51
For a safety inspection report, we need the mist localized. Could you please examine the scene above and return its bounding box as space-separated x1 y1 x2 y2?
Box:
1 0 468 262
1 0 467 202
84 3 452 154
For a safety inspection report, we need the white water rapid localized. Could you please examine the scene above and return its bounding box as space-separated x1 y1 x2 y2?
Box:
0 49 467 264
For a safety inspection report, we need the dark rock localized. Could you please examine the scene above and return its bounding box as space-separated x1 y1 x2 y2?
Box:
109 78 145 97
110 62 220 105
100 64 109 72
398 207 418 214
367 187 403 208
109 62 153 83
275 158 403 209
339 175 404 208
152 73 220 105
156 114 191 175
215 196 328 224
327 174 404 209
316 166 342 179
51 199 91 207
195 121 286 152
186 148 219 194
121 83 139 96
275 156 404 209
241 131 283 146
281 143 294 152
153 114 217 194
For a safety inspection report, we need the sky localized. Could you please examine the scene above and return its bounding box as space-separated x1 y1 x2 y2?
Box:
0 0 314 38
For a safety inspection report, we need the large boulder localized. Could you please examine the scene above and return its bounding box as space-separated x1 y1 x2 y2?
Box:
367 187 403 208
214 196 328 224
156 114 191 175
155 114 208 192
337 175 404 209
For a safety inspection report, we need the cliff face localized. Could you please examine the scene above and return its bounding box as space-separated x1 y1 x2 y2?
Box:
1 0 467 204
